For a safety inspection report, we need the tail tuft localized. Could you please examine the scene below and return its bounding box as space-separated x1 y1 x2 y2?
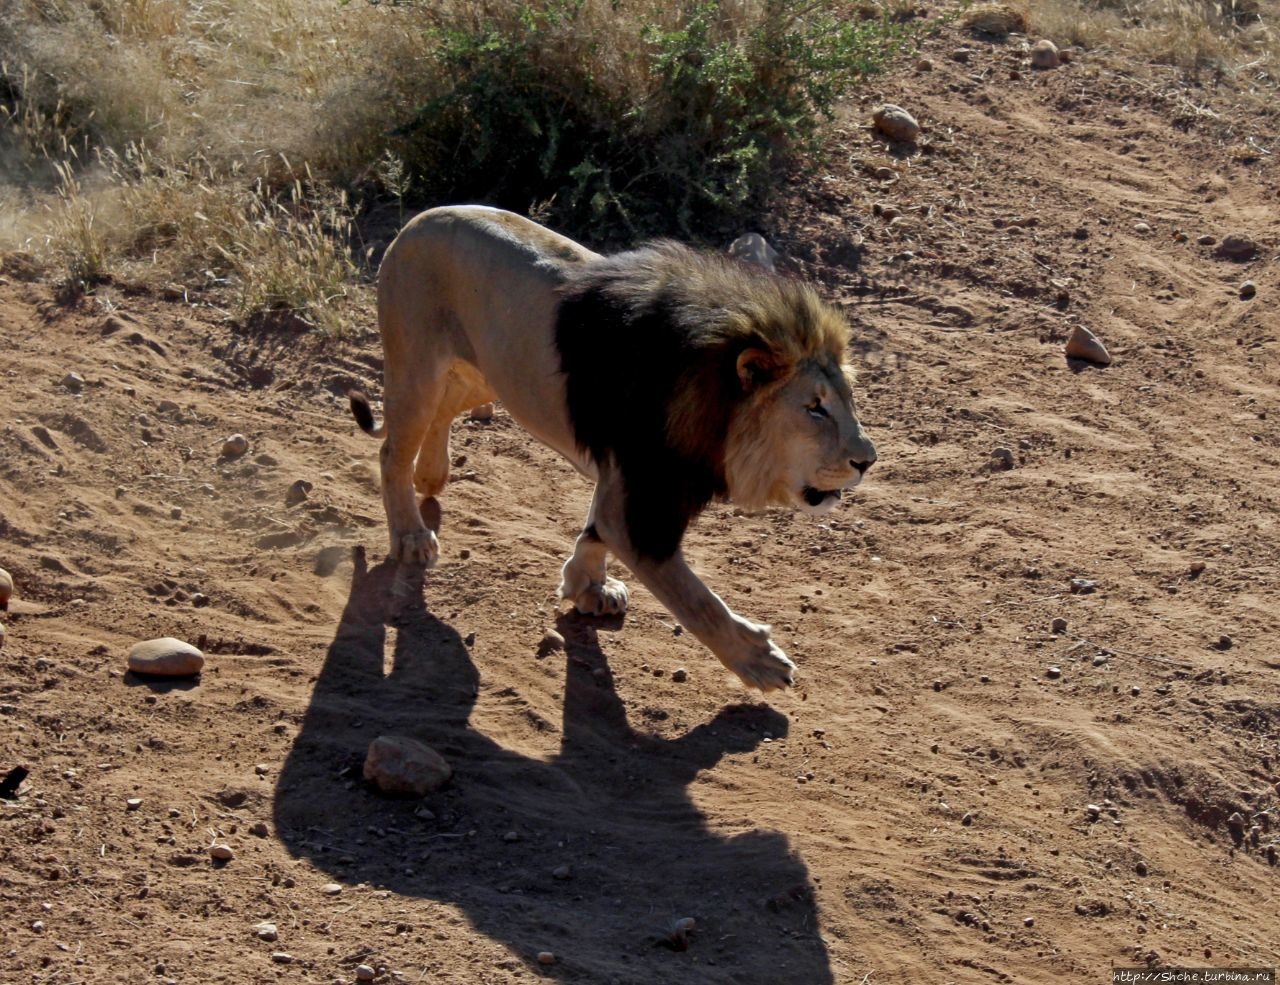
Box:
348 389 384 437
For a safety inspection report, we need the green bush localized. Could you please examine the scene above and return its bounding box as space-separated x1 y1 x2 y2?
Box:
393 0 922 242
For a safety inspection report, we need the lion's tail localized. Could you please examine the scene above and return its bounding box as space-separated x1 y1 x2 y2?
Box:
347 389 386 438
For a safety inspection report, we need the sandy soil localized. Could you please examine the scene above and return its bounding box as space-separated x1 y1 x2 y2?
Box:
2 22 1279 985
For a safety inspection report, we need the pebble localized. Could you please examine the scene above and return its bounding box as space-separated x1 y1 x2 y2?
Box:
727 232 779 272
503 830 520 843
1240 280 1256 300
127 637 205 677
1216 233 1258 260
469 402 495 421
321 883 343 895
552 864 572 880
537 952 556 966
1215 634 1233 651
672 668 688 683
1189 560 1207 574
872 104 920 143
991 447 1014 469
355 966 376 982
363 735 452 796
285 479 313 506
254 922 279 942
1134 221 1153 235
1197 234 1217 246
537 629 565 655
1030 39 1060 69
61 371 85 393
874 166 897 181
1070 577 1098 594
1024 916 1035 927
1046 666 1062 680
1085 803 1102 819
1135 860 1149 877
210 843 234 862
249 821 269 837
1130 686 1141 696
32 919 46 933
221 433 249 458
270 952 293 965
1051 617 1068 634
1065 324 1112 366
126 797 143 811
0 567 13 610
157 399 181 414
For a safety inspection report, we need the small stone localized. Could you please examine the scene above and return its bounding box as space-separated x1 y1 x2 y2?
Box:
1135 860 1149 877
221 433 249 458
1070 577 1098 594
270 952 292 965
61 371 85 393
872 104 920 143
537 629 565 655
503 830 520 843
254 922 279 942
962 812 974 826
1134 221 1152 235
249 821 269 837
1215 634 1234 651
126 797 143 811
0 567 13 610
552 864 572 880
537 952 556 966
1085 803 1102 819
157 399 181 414
170 506 183 521
285 479 313 506
672 668 688 683
1216 234 1258 261
1051 617 1068 634
32 919 46 933
469 402 495 421
1030 39 1060 69
951 47 973 63
1092 653 1109 667
874 166 897 181
210 843 234 862
1240 280 1256 300
916 57 934 71
991 447 1014 469
1046 666 1062 680
1189 560 1207 574
1197 234 1217 246
1130 686 1141 697
1024 916 1035 927
321 883 343 895
355 966 376 982
727 232 779 272
363 736 452 796
1065 325 1112 366
127 637 205 677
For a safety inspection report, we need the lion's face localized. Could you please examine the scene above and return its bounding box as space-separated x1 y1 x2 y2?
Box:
724 355 876 514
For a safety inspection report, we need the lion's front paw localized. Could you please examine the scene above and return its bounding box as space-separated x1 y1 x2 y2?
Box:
722 624 795 691
567 576 629 617
395 529 440 567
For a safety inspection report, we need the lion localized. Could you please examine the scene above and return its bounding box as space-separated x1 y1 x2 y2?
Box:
349 205 876 691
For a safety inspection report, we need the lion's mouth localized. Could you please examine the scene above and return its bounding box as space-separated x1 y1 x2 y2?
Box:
802 486 842 508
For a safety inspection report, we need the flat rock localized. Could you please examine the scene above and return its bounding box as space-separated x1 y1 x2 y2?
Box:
364 735 452 796
127 637 205 677
1216 234 1258 260
1065 325 1112 366
872 104 920 143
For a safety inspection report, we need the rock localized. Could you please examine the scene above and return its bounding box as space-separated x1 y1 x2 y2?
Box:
210 843 234 862
355 966 376 982
991 447 1015 469
127 637 205 677
503 830 520 843
1070 577 1098 594
126 797 143 811
1046 666 1062 680
961 2 1029 36
249 821 269 837
285 479 313 506
1189 560 1207 574
254 922 279 942
1065 325 1112 365
872 104 920 143
157 399 181 414
221 433 249 458
1216 234 1258 260
1240 280 1257 300
1215 634 1234 651
0 567 13 610
727 232 779 272
951 47 973 63
61 371 85 393
270 952 292 965
874 166 897 181
1197 234 1217 246
1085 803 1102 819
321 883 343 895
1030 39 1060 69
469 402 495 421
552 864 572 880
537 629 566 655
1134 221 1153 235
1051 617 1068 634
672 667 689 683
1135 860 1149 876
363 735 452 796
537 952 556 966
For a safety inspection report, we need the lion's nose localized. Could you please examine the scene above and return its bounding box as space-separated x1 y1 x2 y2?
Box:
852 458 873 475
850 437 877 474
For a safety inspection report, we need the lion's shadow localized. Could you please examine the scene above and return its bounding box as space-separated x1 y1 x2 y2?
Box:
275 548 833 984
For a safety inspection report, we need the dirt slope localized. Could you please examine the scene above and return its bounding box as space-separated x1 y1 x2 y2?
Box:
2 23 1279 985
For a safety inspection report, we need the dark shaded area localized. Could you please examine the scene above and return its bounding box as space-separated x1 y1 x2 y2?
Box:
275 548 832 984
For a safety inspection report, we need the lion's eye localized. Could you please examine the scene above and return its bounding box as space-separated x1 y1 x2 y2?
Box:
807 401 829 420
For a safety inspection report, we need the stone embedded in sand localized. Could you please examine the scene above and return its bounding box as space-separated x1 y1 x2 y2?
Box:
221 433 249 458
1065 324 1112 366
872 104 920 143
363 735 452 796
469 402 495 421
254 922 278 942
1030 39 1060 69
285 479 313 506
1216 233 1258 260
0 567 13 611
210 843 234 862
1051 617 1068 634
127 637 205 677
355 966 376 982
62 371 85 393
1240 280 1257 300
538 628 565 656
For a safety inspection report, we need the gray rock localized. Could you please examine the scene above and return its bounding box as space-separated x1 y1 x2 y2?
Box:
127 637 205 677
363 736 452 796
1030 39 1060 69
1216 234 1258 260
872 104 920 143
62 372 85 393
1240 280 1257 300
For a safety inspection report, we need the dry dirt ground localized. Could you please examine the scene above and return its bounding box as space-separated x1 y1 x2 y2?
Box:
2 21 1279 985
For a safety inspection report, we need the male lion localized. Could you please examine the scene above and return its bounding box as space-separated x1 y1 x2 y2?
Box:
349 205 876 691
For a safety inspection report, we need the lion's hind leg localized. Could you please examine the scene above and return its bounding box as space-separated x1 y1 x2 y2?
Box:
413 365 495 501
378 365 448 567
559 514 629 617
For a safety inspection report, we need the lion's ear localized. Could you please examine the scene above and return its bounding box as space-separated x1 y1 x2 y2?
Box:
736 347 784 392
